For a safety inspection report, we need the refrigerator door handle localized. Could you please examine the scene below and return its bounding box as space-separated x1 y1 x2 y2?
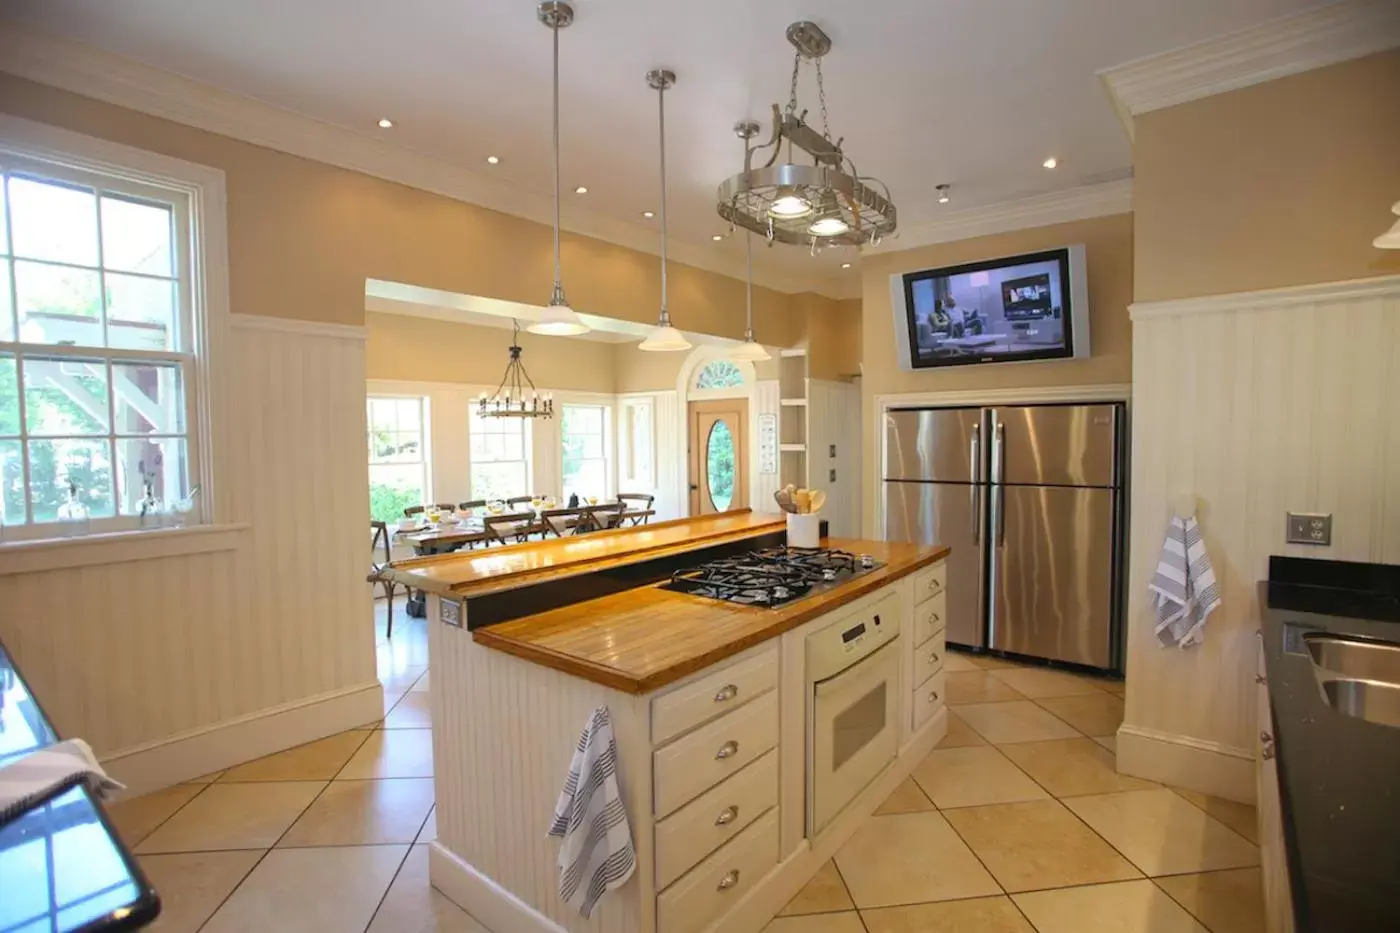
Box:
969 424 981 544
994 422 1007 545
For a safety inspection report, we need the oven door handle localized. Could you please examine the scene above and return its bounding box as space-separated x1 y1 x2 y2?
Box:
812 640 898 699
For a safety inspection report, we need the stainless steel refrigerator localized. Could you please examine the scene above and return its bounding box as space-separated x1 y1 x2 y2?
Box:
883 404 1125 670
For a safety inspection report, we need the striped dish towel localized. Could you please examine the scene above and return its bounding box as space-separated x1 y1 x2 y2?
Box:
0 738 123 824
547 706 636 918
1148 515 1221 649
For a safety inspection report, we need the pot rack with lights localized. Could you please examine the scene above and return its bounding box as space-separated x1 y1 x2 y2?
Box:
717 20 897 251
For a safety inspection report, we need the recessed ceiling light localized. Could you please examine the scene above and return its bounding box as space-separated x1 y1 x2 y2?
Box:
936 183 951 204
377 118 394 129
1043 157 1058 169
841 262 852 269
712 234 723 241
642 210 655 218
486 155 500 165
574 185 588 194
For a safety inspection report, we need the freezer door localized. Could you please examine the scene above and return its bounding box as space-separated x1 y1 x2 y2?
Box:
884 408 986 483
989 485 1115 668
884 481 985 649
991 404 1119 488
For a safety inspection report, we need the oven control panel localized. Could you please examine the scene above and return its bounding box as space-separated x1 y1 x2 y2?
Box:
806 592 901 684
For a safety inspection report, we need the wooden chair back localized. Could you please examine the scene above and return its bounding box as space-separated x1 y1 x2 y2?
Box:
458 499 487 512
506 495 536 507
538 507 585 538
403 503 457 517
483 512 536 545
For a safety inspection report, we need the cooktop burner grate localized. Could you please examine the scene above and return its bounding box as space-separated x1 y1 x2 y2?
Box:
663 547 881 607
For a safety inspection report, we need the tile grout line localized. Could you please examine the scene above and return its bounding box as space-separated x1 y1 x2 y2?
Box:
124 779 215 850
825 854 867 932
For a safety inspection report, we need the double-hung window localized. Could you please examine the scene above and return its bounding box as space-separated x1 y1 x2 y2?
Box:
1 157 198 537
468 409 530 501
367 396 428 522
561 404 607 501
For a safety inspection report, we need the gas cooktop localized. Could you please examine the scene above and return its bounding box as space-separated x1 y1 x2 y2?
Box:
661 547 884 608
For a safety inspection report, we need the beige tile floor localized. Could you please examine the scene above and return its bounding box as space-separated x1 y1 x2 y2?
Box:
106 596 1262 933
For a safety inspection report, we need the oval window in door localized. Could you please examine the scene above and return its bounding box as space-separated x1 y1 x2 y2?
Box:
706 420 735 512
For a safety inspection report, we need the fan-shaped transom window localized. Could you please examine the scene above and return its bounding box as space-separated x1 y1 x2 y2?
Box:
694 359 744 389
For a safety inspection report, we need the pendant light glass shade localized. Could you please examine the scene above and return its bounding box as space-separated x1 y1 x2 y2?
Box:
639 68 690 353
730 339 770 362
1375 201 1400 249
730 211 770 363
528 1 589 338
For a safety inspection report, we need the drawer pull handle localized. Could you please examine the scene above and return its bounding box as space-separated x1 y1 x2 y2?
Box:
928 691 940 702
1254 674 1266 685
715 805 739 826
715 740 739 760
717 870 740 891
928 580 942 594
1260 730 1275 760
928 612 940 624
928 652 940 664
714 684 739 703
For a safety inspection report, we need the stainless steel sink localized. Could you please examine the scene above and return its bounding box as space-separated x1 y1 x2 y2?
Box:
1305 633 1400 684
1319 678 1400 729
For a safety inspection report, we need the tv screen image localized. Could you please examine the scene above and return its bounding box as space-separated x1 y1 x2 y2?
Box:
891 245 1089 370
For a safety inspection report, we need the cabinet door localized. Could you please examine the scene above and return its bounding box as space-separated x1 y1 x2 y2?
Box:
1256 634 1295 933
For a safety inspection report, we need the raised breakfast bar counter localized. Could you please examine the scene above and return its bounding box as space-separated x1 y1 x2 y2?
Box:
399 513 953 933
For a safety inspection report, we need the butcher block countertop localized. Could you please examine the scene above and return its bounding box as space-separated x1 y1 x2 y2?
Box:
384 511 785 597
474 538 950 694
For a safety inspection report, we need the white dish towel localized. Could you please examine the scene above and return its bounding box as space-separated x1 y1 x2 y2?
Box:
1148 514 1221 649
547 706 636 918
0 738 123 824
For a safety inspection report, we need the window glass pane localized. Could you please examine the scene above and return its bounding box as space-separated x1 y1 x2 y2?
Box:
15 260 103 344
706 420 735 511
23 358 110 436
8 176 99 266
695 360 744 389
397 398 421 431
582 436 603 459
0 263 12 343
369 398 397 434
0 356 17 436
113 362 184 435
0 440 22 525
562 459 605 502
100 195 173 276
472 461 526 502
28 437 114 521
115 437 186 516
0 182 8 255
105 273 176 351
369 463 425 523
503 435 523 462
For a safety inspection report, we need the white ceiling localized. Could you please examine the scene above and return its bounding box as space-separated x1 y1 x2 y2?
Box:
5 0 1323 281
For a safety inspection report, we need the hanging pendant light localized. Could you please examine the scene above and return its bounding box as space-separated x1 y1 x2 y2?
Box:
1375 200 1400 249
730 121 771 363
528 1 589 337
639 68 692 353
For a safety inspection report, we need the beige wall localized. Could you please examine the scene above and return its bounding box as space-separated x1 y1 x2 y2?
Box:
366 313 617 393
858 213 1134 535
791 294 863 382
1134 49 1400 302
0 73 801 334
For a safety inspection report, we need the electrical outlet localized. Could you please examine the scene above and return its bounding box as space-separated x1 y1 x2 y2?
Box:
1286 512 1332 546
829 468 837 482
829 444 836 458
441 599 463 628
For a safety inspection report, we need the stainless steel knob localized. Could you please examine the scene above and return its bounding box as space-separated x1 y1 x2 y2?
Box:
715 740 739 760
714 684 738 703
1260 730 1275 760
929 691 939 702
717 869 740 891
928 652 940 664
715 805 739 826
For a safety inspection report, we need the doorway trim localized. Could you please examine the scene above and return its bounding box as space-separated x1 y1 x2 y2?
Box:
673 346 758 516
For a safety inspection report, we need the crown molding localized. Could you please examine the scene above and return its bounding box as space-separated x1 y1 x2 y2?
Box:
1129 273 1400 321
862 179 1133 256
1100 0 1400 140
0 22 851 297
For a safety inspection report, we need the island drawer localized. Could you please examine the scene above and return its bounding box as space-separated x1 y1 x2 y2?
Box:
656 807 779 933
651 647 778 746
912 592 947 648
913 669 947 733
912 561 947 606
912 626 947 690
654 749 778 891
653 690 779 818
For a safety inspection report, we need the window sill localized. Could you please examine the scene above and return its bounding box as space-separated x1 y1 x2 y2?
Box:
0 523 249 576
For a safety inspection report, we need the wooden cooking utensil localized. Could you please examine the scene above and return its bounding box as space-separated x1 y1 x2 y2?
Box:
809 489 827 513
794 489 812 514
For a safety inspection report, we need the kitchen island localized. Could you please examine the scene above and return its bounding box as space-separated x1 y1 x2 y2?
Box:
384 511 950 933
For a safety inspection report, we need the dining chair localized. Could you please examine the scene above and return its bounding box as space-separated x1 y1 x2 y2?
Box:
578 502 625 533
369 521 399 638
506 495 536 508
403 503 458 517
483 511 536 545
618 493 655 524
539 507 585 538
458 499 487 512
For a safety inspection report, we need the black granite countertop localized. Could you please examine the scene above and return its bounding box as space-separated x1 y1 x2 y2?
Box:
1260 556 1400 933
0 640 160 932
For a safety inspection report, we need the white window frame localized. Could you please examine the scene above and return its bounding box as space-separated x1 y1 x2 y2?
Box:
559 402 611 502
618 397 655 492
467 407 532 501
0 117 228 544
367 395 431 519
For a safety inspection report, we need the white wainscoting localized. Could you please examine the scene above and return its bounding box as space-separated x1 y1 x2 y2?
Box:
808 380 861 538
1121 274 1400 801
0 314 380 793
752 380 781 515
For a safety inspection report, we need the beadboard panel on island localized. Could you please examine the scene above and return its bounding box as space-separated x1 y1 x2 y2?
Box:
0 315 380 793
1121 274 1400 802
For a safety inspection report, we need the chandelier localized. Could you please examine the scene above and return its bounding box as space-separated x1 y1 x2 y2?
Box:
717 21 896 250
476 320 554 419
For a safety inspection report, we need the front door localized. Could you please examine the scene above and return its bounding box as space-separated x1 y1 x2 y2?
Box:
688 399 748 515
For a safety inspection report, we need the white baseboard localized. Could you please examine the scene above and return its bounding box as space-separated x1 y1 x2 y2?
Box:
1117 723 1256 804
426 705 947 933
101 681 384 796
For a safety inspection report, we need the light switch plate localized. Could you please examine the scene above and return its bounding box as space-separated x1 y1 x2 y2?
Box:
1286 512 1332 546
441 599 463 628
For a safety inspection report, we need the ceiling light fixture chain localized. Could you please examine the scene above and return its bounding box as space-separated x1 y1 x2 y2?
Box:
478 319 554 419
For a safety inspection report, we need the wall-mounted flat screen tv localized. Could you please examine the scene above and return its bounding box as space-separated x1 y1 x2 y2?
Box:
890 245 1090 370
